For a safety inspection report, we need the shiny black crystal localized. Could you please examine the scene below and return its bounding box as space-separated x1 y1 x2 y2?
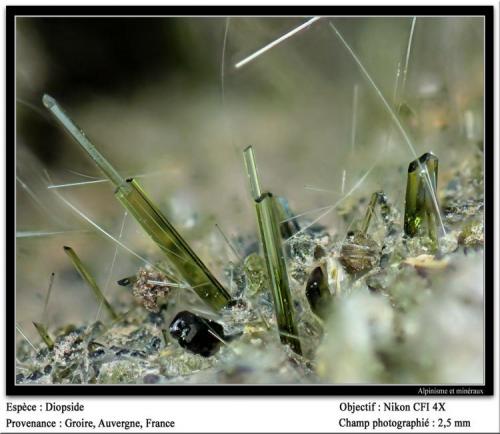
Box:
169 311 225 357
116 275 136 287
305 265 332 320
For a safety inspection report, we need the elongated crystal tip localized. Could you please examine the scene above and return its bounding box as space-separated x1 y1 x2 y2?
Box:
243 145 263 201
42 94 57 109
408 151 438 173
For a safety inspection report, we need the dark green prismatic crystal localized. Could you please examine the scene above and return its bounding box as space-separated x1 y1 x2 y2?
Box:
32 322 54 350
243 146 302 355
63 246 119 320
404 152 439 245
43 95 231 311
114 179 231 310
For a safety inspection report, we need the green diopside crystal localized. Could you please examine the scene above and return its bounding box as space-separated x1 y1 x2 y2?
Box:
404 152 439 244
44 95 231 311
115 179 231 310
244 146 302 355
63 246 118 320
256 193 302 354
32 322 54 350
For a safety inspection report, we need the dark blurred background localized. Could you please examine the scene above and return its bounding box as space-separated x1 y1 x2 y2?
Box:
15 16 484 340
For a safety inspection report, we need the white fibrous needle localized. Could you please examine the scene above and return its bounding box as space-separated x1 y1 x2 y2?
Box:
235 16 321 69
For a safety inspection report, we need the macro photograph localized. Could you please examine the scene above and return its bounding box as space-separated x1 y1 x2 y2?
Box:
11 11 489 390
